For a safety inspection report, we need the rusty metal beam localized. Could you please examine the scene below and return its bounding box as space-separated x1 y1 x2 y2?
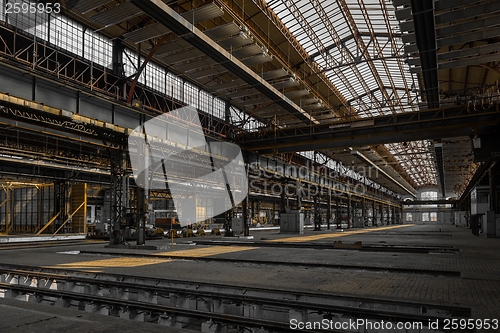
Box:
238 103 500 153
131 0 317 124
36 211 61 236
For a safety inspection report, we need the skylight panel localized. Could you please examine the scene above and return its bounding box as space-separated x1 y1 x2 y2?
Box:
317 29 329 40
266 0 437 188
303 8 318 22
315 57 327 68
273 3 289 16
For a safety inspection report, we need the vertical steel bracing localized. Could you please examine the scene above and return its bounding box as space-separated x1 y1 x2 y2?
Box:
109 146 129 245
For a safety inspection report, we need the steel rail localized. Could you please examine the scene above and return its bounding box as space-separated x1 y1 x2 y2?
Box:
0 240 106 251
192 239 459 254
237 103 500 153
78 250 461 277
0 282 310 333
0 266 470 323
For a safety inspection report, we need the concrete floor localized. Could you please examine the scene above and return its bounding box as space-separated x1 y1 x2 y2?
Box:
0 223 499 332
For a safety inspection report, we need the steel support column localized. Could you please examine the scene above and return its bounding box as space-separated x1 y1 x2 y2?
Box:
280 181 287 213
3 185 10 234
251 199 255 223
313 195 321 230
326 189 331 230
380 204 385 226
242 196 249 237
362 198 366 227
272 202 276 225
112 39 125 77
255 201 260 225
347 194 351 229
489 164 497 213
135 186 146 245
109 147 129 245
297 187 302 210
336 196 341 229
54 180 71 234
351 199 357 228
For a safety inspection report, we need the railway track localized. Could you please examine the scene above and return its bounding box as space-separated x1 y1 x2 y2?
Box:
80 249 462 276
192 239 459 254
0 239 107 250
0 263 470 332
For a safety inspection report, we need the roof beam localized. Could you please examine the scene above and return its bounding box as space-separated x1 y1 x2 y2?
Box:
410 0 439 109
130 0 317 124
438 26 500 49
438 42 500 62
435 1 500 24
439 52 500 70
411 45 500 71
237 104 500 153
434 143 446 197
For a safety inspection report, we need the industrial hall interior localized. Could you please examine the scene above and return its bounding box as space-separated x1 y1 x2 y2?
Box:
0 0 500 332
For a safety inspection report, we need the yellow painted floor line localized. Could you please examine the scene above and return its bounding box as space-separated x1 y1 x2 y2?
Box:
269 224 413 243
46 257 172 270
157 245 258 258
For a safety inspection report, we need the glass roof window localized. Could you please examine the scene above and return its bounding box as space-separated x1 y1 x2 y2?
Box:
269 0 420 118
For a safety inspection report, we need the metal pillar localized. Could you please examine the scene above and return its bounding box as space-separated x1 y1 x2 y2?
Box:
135 187 146 245
372 200 377 226
297 188 302 210
242 196 249 236
326 189 331 230
255 201 260 225
112 39 124 77
280 182 287 213
361 198 366 227
64 181 71 232
224 209 233 237
351 198 356 228
109 148 129 245
380 204 384 226
336 196 341 229
129 127 150 245
225 101 231 124
347 194 351 229
54 180 71 234
272 202 276 225
251 199 255 223
4 185 9 234
490 165 497 212
313 195 321 231
466 194 471 228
